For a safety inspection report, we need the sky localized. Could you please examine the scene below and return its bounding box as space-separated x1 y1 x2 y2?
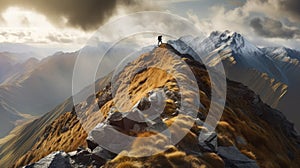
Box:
0 0 299 56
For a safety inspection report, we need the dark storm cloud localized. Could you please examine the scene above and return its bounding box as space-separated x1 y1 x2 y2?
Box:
0 0 157 31
250 17 300 39
278 0 300 21
253 0 300 22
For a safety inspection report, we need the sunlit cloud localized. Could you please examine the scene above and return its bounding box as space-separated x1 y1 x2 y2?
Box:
1 7 53 29
0 7 92 51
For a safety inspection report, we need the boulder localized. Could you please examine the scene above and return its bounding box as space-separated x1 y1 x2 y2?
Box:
69 149 106 167
198 132 218 152
25 149 108 168
136 97 151 111
107 111 148 133
88 122 133 153
25 151 71 168
86 136 99 151
218 146 259 168
92 146 116 160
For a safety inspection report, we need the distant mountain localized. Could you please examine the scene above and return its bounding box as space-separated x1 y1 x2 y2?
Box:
0 52 37 83
0 42 56 59
0 44 135 138
0 52 19 83
169 30 300 130
0 57 40 85
0 52 40 137
0 52 76 138
1 44 298 168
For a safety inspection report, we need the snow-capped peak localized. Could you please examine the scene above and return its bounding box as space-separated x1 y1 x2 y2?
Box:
208 31 243 49
207 30 262 55
169 30 262 61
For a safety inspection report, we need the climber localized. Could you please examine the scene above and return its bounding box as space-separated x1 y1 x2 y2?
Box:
158 35 162 46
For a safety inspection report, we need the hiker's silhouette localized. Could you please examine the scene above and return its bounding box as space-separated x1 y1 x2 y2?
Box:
158 35 162 46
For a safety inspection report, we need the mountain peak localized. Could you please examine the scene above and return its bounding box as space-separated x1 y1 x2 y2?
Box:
209 30 241 42
208 30 259 54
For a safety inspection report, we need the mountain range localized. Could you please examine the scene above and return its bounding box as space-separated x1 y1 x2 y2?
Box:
0 30 299 167
0 51 76 138
0 43 134 139
169 30 300 130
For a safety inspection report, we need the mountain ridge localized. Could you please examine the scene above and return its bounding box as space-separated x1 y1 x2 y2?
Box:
2 43 299 168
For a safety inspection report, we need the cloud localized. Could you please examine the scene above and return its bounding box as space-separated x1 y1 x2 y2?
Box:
186 1 300 49
0 0 158 31
241 0 300 23
47 33 74 43
0 30 34 43
250 17 300 39
158 0 199 3
196 0 300 36
227 0 246 6
278 0 300 22
0 16 4 23
0 28 89 46
21 17 30 26
187 6 251 36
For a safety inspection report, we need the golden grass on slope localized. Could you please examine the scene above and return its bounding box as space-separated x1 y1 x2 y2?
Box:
105 135 225 168
0 114 37 146
106 112 224 168
115 161 143 168
128 67 174 106
13 86 113 167
216 84 300 168
0 99 74 168
104 146 214 168
13 112 88 168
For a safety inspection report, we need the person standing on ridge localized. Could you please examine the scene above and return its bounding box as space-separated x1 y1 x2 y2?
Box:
158 35 162 46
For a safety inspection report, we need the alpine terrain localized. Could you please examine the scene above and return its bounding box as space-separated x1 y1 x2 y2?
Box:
0 40 299 168
169 30 300 130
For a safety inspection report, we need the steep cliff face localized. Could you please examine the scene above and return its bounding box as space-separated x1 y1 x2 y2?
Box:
4 44 299 168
